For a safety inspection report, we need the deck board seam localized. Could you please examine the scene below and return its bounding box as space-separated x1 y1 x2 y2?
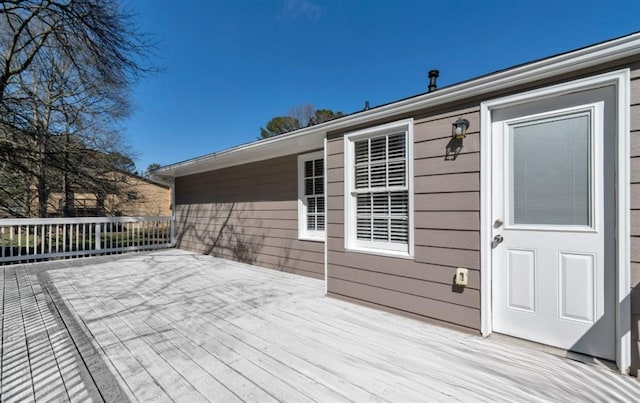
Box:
71 263 326 403
54 270 166 402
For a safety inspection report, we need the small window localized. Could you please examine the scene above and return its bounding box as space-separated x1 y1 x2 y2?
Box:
298 151 325 240
345 119 413 256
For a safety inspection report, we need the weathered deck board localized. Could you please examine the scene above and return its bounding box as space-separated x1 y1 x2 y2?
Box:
56 272 172 402
3 249 640 402
2 266 35 402
19 265 69 403
1 263 103 403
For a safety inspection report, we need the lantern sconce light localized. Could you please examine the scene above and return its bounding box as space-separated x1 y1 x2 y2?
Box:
452 117 470 139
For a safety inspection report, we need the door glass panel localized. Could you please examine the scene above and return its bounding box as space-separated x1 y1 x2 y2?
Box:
509 113 591 226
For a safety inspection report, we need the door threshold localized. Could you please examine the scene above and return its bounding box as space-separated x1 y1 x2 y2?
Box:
488 333 618 373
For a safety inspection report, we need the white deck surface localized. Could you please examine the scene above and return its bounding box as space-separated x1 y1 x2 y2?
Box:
2 249 639 402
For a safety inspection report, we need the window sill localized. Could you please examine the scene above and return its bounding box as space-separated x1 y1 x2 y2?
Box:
298 235 325 242
344 246 413 260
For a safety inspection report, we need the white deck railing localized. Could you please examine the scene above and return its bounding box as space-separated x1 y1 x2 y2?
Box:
0 216 175 264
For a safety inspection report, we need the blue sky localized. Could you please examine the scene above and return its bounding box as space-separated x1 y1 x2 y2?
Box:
123 0 640 172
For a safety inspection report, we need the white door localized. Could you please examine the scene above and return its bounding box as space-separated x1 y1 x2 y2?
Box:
491 87 616 360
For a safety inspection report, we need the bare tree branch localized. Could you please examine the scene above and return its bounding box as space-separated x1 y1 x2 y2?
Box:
0 0 155 217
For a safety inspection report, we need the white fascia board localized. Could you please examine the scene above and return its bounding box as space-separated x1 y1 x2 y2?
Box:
156 33 640 178
164 130 324 177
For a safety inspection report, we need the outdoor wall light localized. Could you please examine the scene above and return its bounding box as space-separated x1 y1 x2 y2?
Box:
452 117 470 139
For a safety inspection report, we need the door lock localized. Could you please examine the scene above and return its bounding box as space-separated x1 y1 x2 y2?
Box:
494 219 503 229
492 234 504 248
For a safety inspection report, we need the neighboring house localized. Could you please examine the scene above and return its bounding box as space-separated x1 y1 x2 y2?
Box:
154 32 640 375
46 171 172 217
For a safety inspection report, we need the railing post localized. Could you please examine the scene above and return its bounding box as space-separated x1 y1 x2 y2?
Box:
170 218 176 246
95 224 101 250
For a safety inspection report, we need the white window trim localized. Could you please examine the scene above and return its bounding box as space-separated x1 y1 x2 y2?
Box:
344 118 414 258
298 151 325 241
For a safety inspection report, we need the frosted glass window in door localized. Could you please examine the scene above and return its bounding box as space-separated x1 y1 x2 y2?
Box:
509 113 591 226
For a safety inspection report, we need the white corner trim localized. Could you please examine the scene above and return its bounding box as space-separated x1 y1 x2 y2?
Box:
480 69 631 373
323 135 328 296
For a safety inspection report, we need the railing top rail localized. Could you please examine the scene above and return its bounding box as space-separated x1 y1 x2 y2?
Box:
0 216 173 226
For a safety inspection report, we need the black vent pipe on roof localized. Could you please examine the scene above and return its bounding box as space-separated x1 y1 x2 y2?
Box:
428 69 439 92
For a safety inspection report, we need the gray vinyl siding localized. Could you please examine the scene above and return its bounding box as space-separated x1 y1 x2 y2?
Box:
629 64 640 372
174 154 324 279
327 62 640 361
326 106 482 330
170 60 640 373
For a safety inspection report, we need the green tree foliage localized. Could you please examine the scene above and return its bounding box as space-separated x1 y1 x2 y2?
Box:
259 116 301 139
310 109 344 125
259 104 344 139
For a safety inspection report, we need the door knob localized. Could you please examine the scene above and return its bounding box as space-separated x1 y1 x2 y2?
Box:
492 234 504 247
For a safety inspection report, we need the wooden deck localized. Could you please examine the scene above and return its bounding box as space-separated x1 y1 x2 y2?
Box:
2 249 639 402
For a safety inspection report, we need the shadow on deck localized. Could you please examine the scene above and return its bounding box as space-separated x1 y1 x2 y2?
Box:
1 249 639 402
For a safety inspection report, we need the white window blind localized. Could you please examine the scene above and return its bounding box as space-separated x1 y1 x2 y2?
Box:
346 122 412 255
510 113 591 226
304 158 325 232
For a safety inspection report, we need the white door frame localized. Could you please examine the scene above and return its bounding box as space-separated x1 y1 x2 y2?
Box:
480 69 631 373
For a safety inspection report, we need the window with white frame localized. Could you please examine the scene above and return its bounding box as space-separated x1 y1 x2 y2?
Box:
298 151 325 240
345 119 413 255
